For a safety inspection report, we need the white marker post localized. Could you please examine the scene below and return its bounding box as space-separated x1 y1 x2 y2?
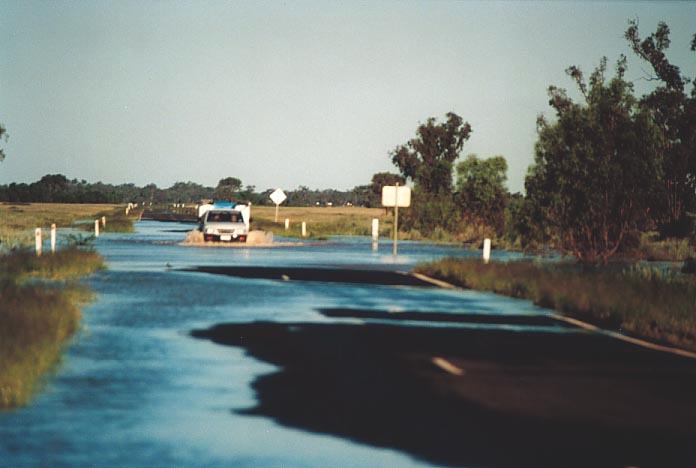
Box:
371 218 379 251
483 238 491 264
101 216 106 228
94 219 100 237
50 224 57 254
269 188 287 223
35 228 42 256
301 221 307 237
285 218 290 230
381 184 411 256
371 218 379 242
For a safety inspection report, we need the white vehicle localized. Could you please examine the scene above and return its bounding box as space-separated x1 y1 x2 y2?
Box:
201 204 250 242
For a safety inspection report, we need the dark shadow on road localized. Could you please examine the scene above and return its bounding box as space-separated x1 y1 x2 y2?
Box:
183 266 435 287
192 321 696 467
317 307 568 327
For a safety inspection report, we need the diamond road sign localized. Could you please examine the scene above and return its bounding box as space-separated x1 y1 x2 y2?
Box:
269 188 287 205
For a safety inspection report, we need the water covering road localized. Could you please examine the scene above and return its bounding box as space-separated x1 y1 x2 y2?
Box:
1 221 570 467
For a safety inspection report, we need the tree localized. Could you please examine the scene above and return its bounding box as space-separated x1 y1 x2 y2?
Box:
391 112 472 195
525 57 662 263
389 112 472 234
455 154 509 234
625 20 696 236
214 177 242 200
0 123 7 163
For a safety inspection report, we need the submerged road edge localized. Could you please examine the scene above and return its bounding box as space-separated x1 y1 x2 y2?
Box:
408 271 696 361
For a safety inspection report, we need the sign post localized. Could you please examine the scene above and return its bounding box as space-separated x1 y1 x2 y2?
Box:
394 183 399 256
269 188 287 223
381 184 411 256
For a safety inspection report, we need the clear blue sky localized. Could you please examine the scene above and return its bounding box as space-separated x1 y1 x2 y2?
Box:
1 1 694 193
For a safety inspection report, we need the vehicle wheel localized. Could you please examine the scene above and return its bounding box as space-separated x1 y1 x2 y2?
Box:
204 234 213 242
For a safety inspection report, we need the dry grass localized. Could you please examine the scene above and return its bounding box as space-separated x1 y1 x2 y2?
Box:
0 246 103 409
415 258 696 351
252 206 390 238
0 281 93 408
0 203 117 247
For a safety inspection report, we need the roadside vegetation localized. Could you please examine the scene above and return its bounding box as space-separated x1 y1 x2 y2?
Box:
415 258 696 351
0 202 113 248
0 202 108 409
0 246 104 409
389 21 693 262
0 203 139 250
86 206 140 233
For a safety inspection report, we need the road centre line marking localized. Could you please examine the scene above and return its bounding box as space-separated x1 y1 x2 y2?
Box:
413 272 696 361
432 357 466 376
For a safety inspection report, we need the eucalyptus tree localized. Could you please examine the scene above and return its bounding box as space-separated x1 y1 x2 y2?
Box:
390 112 472 233
391 112 472 195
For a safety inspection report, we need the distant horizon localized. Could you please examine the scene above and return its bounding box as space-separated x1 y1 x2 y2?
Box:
2 1 695 193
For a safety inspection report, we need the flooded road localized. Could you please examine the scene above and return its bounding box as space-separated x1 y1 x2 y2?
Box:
3 221 694 467
0 221 543 467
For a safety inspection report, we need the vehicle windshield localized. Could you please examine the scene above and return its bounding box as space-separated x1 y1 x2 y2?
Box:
206 211 243 223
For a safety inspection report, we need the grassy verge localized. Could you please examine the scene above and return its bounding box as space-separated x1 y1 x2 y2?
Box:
0 203 115 248
0 244 105 409
0 281 93 408
414 258 696 351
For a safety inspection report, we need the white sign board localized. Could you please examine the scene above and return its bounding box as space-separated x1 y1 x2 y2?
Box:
269 188 287 205
381 186 411 208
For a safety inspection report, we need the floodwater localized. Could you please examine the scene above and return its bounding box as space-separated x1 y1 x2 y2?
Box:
0 221 568 467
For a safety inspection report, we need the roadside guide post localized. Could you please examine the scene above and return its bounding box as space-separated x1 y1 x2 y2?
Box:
371 218 379 251
101 216 106 228
483 238 491 264
301 221 307 237
285 218 290 230
269 188 287 223
94 219 100 237
381 184 411 256
50 224 56 254
35 228 42 257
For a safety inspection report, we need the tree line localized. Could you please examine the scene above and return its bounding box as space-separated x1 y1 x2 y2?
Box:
0 173 384 207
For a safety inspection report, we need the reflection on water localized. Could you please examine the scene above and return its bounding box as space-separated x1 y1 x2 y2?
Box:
0 221 555 467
